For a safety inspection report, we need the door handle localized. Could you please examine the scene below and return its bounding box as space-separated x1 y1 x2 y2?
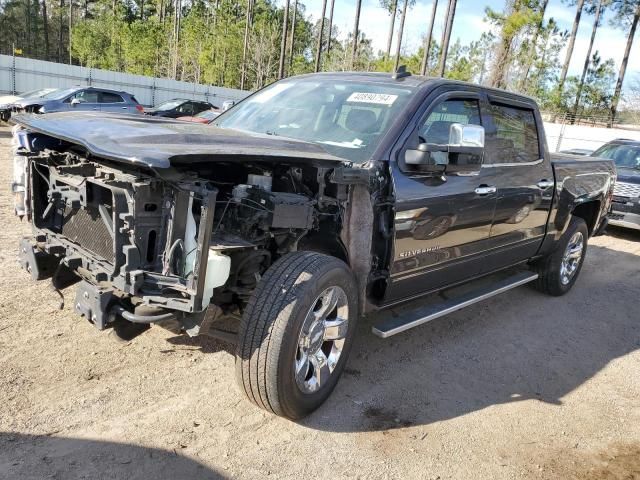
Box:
475 185 497 195
537 180 554 189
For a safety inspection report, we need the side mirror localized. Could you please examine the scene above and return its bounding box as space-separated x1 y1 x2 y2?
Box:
404 123 485 173
70 98 81 106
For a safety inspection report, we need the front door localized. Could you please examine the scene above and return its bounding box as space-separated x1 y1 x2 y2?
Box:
385 92 497 303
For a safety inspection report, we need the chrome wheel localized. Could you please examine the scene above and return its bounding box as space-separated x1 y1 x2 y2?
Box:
560 231 584 285
294 286 349 394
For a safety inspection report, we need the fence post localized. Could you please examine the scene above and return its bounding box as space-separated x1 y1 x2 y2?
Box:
11 49 16 94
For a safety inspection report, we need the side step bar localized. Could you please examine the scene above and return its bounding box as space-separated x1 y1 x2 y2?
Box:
372 271 539 338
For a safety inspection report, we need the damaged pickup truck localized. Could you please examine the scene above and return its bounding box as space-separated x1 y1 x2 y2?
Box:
11 72 616 419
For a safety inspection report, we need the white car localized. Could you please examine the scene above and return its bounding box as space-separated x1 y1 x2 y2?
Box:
0 88 57 121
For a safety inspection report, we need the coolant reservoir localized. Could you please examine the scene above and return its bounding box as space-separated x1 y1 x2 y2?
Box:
202 250 231 307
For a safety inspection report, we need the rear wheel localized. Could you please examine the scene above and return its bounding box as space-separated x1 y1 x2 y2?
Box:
533 216 588 296
235 251 358 419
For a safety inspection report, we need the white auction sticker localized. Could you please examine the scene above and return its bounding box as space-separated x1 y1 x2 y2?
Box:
346 92 398 105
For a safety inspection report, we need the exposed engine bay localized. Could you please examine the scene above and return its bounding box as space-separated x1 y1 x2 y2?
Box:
12 126 385 337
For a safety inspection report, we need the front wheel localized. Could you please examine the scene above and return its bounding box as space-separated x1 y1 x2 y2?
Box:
533 216 588 296
235 251 358 419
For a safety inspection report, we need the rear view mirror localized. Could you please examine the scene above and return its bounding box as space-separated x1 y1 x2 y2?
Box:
70 98 81 106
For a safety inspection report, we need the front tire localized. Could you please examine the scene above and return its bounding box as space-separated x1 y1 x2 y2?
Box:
533 216 588 296
235 251 358 419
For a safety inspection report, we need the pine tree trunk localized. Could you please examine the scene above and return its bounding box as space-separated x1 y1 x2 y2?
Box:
571 0 602 121
609 1 640 127
558 0 585 93
278 0 290 78
437 0 456 77
393 0 408 72
385 0 397 61
68 0 72 64
240 0 253 89
314 0 327 72
521 0 549 88
42 0 50 60
326 0 335 55
420 0 438 75
57 0 64 62
288 0 297 69
351 0 362 68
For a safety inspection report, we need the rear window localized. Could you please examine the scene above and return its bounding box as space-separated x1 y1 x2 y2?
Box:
486 104 540 164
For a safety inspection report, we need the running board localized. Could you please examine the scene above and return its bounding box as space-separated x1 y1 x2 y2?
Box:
372 271 539 338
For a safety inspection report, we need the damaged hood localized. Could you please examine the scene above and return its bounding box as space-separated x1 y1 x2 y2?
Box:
12 111 348 169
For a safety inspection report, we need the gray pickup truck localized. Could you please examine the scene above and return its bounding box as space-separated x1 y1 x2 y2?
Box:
11 72 615 419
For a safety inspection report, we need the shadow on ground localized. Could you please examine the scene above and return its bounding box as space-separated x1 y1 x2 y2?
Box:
0 432 226 480
296 244 640 432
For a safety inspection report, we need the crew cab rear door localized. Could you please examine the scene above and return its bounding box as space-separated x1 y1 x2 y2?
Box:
385 88 498 303
480 96 554 271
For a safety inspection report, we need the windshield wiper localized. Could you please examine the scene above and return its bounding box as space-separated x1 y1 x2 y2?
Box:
264 130 279 136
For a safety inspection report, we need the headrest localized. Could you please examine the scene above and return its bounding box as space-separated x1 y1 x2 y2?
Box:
345 109 378 134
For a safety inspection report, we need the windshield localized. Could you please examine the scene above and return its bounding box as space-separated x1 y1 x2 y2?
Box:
155 100 184 111
196 109 218 120
19 88 56 98
214 78 414 162
592 143 640 169
42 88 78 100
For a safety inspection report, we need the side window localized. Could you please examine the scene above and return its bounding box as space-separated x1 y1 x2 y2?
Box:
100 92 124 103
177 102 194 114
71 90 100 103
419 99 482 144
486 104 540 164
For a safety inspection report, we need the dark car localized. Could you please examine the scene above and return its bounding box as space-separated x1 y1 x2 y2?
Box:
591 139 640 231
11 72 615 420
145 99 214 118
12 86 143 114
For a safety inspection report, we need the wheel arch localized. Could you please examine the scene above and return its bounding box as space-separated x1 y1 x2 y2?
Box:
571 199 601 237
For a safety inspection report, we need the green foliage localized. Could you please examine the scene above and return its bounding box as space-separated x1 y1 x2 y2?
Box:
0 0 628 120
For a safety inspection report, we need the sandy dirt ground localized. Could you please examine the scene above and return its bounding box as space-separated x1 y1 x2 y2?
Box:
0 124 638 480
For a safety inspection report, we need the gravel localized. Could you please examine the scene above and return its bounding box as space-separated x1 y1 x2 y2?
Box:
0 125 638 479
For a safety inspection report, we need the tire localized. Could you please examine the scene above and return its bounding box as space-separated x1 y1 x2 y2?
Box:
533 216 589 296
235 251 358 419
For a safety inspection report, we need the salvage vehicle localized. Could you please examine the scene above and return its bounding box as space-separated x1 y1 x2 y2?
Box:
11 72 615 419
0 88 57 121
589 139 640 232
11 86 144 115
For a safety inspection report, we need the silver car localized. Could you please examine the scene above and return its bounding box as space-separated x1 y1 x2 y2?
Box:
13 87 143 114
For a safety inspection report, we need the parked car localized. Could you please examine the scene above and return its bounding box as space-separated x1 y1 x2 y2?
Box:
12 86 143 114
590 139 640 231
176 108 220 124
11 72 615 420
145 99 214 118
559 147 593 156
0 88 57 121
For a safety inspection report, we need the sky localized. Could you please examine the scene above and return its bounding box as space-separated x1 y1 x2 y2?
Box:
295 0 639 92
